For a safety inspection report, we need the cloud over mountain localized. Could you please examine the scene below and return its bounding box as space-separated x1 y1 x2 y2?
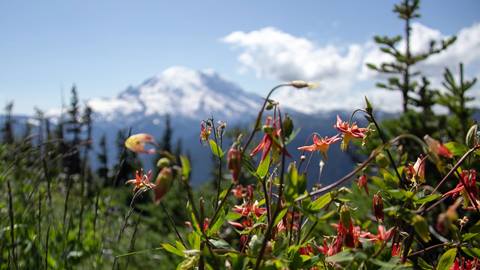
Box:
223 23 480 113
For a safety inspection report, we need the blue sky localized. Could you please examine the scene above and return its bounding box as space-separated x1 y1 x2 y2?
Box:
1 0 479 114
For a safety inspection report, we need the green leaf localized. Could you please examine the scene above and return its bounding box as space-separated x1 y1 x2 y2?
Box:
209 139 224 158
417 257 433 270
436 248 456 270
461 247 480 258
273 207 288 226
162 243 185 257
256 153 270 179
180 156 191 180
310 193 332 211
444 142 468 157
208 238 232 249
412 215 431 242
325 250 354 263
415 194 441 204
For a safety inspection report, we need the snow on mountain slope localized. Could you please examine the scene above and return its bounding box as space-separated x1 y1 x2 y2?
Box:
88 66 261 122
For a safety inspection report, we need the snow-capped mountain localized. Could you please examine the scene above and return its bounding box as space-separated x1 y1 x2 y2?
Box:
88 66 261 123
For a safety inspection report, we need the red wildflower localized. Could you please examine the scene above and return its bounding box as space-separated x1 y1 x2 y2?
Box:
391 242 401 257
231 184 245 199
363 225 394 243
299 244 315 256
232 201 266 218
334 115 369 151
125 133 157 154
250 116 290 161
443 170 478 209
298 134 341 160
357 174 369 195
125 169 155 192
451 257 479 270
424 135 453 159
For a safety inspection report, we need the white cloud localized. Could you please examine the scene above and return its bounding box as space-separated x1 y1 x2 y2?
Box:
223 23 480 113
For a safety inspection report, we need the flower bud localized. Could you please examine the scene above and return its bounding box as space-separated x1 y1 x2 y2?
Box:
156 157 171 168
290 80 318 89
466 124 479 147
154 167 173 204
227 146 242 184
339 205 351 227
373 193 384 222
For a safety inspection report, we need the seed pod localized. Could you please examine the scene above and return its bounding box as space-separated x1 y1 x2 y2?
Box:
154 167 173 204
373 193 384 222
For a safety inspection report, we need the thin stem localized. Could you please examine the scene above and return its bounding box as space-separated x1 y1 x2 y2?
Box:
254 107 287 270
160 202 186 247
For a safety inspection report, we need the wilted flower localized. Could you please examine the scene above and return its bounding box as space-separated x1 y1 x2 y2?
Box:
334 115 369 151
373 193 384 222
357 174 369 195
424 135 453 159
227 145 242 184
125 169 155 192
297 134 341 160
153 167 173 204
125 133 157 154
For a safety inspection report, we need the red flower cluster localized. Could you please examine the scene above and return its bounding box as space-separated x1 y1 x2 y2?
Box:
443 170 479 210
250 116 290 161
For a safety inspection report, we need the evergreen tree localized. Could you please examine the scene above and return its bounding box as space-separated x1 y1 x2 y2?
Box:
367 0 456 113
437 63 477 141
2 102 15 144
161 114 172 152
97 134 110 185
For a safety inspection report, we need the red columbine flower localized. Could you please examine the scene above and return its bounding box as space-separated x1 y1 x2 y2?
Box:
299 244 315 256
250 116 290 161
125 133 157 154
233 201 266 218
227 145 242 184
443 170 479 209
334 115 369 151
200 121 211 144
125 169 155 192
424 135 453 159
298 134 341 160
373 193 384 222
391 242 401 257
357 174 369 195
231 184 245 199
363 225 394 243
451 257 479 270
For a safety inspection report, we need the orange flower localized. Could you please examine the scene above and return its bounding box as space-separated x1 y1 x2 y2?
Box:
125 169 155 192
125 133 157 154
298 134 340 160
334 115 368 151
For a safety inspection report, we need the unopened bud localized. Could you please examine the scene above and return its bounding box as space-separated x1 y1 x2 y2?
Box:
466 124 479 147
373 193 384 222
290 80 318 89
156 157 171 168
